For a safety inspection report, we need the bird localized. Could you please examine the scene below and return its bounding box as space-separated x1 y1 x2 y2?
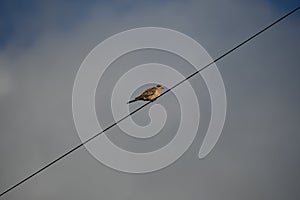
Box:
127 84 164 104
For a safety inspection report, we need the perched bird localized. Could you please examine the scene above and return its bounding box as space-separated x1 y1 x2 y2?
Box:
127 84 164 104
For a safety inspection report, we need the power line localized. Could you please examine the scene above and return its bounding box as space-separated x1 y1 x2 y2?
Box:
1 5 299 198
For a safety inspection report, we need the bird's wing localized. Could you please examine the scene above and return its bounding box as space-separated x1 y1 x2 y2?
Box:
140 87 156 98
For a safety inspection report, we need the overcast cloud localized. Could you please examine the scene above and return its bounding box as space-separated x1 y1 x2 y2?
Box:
0 0 299 199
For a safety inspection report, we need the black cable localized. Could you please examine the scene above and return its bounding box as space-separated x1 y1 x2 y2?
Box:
1 5 299 198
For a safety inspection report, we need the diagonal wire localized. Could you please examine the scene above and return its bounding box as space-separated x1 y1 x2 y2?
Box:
1 5 299 198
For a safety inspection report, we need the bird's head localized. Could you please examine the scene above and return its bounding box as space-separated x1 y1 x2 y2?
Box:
156 84 164 89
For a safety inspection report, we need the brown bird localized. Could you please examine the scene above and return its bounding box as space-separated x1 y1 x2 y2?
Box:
127 84 164 104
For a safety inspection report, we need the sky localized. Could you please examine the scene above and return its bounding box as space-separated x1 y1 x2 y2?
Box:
0 0 300 199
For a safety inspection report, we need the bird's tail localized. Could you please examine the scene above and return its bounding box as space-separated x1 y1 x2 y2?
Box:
127 99 138 104
127 96 142 104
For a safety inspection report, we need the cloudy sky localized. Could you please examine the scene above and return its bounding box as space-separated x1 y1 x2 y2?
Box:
0 0 299 199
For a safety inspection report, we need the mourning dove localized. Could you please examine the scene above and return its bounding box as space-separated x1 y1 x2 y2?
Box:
127 84 164 104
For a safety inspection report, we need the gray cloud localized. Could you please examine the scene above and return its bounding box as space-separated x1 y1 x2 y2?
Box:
0 0 299 199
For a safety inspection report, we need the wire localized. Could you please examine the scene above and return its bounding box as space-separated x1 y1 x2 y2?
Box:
1 5 299 198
